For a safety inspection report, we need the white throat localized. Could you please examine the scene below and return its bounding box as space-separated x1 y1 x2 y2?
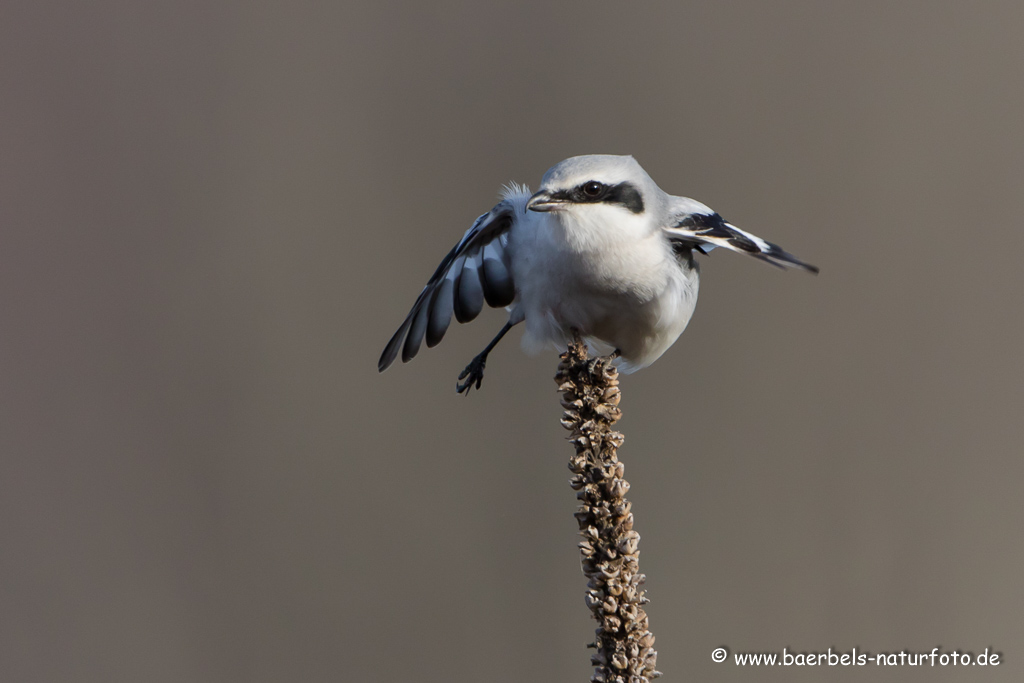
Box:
553 205 653 253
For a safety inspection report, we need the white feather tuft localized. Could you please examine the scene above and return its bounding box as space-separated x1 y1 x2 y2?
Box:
501 182 532 201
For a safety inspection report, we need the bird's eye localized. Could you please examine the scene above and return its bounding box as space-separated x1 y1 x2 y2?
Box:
582 181 604 198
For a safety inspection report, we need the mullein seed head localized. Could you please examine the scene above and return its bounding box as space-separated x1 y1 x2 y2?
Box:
555 336 660 682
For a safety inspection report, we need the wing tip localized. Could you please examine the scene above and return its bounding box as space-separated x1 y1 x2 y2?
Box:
379 312 416 373
378 336 402 373
768 256 820 274
759 243 820 275
777 252 820 274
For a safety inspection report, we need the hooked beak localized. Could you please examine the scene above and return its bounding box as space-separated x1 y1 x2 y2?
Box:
526 190 567 212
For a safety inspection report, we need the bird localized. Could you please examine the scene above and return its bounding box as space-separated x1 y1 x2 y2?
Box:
378 154 817 393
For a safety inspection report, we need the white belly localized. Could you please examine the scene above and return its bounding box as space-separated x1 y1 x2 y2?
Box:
509 212 700 372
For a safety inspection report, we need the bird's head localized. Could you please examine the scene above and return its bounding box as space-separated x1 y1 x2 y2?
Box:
526 155 656 218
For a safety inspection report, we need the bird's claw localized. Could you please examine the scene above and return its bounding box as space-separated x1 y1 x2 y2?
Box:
585 349 621 375
456 356 486 394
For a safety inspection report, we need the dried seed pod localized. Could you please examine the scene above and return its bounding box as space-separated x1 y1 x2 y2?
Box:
608 478 630 498
562 396 584 409
594 403 622 421
618 531 640 555
558 337 658 683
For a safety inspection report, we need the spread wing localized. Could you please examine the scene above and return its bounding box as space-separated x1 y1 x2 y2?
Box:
378 198 519 372
663 197 819 273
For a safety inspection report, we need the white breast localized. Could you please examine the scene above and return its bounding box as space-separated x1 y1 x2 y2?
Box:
508 207 700 371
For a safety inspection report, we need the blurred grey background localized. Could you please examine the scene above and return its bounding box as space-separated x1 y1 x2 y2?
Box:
2 1 1022 681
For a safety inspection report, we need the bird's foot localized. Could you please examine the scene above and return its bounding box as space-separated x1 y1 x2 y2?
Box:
456 354 487 394
585 349 621 375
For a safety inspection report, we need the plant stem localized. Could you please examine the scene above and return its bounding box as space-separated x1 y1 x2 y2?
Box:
556 336 660 683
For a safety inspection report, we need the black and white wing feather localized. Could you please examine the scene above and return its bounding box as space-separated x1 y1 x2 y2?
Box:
378 199 518 372
663 197 819 273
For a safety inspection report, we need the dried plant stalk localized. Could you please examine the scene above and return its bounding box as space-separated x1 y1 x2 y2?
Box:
556 336 660 683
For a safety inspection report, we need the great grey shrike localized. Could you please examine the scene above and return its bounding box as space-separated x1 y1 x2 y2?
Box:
378 154 817 393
